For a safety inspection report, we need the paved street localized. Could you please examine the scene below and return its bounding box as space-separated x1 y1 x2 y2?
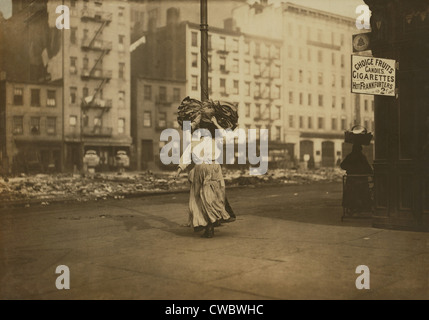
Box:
1 182 428 300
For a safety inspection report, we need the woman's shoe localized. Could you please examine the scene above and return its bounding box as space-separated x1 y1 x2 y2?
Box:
201 225 214 238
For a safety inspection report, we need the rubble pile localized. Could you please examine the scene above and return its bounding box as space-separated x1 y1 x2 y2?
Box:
0 168 344 206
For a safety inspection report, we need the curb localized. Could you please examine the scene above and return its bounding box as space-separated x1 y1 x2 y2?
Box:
0 180 342 209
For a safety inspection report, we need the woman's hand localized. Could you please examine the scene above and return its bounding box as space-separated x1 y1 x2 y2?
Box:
211 116 221 129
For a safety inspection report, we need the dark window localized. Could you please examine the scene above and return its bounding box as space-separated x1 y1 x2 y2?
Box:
191 32 198 47
13 116 23 135
47 90 56 107
13 88 23 105
144 85 152 100
173 88 181 101
31 89 40 106
159 86 167 101
47 117 56 135
30 117 40 135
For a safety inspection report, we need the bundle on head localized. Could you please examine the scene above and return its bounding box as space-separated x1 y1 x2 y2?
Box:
177 97 238 130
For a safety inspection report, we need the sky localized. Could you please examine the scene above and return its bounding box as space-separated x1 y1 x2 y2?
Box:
0 0 12 19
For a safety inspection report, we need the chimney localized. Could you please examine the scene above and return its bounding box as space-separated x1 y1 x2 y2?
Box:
224 18 236 31
166 7 179 26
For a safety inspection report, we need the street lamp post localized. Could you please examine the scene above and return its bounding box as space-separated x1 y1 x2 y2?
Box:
200 0 209 101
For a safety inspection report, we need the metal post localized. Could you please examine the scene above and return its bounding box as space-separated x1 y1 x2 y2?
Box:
200 0 209 101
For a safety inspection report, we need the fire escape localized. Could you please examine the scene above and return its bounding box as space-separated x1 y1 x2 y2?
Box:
80 9 113 137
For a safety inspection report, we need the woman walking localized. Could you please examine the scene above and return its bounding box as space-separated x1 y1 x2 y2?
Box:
174 116 233 238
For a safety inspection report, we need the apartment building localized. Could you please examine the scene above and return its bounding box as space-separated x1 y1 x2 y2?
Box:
233 2 375 166
1 0 132 172
0 79 63 174
131 7 285 170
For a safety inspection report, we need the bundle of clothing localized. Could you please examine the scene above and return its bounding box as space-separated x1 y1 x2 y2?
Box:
177 96 238 130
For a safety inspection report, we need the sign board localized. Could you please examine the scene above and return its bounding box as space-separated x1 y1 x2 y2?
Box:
352 33 371 52
351 55 396 96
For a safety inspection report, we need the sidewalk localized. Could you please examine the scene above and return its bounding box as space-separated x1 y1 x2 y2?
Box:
1 183 428 300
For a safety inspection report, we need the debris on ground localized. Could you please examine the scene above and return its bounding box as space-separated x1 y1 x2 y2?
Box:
0 168 344 205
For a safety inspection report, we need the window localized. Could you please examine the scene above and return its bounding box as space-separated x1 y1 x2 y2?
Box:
173 88 181 102
341 76 345 88
299 70 303 83
255 43 260 57
331 52 335 66
307 48 311 61
341 118 347 130
318 72 323 85
30 117 40 135
118 35 125 51
220 78 226 94
273 85 281 99
264 84 270 99
340 34 344 46
70 27 77 44
288 68 293 81
308 93 312 106
317 29 322 42
47 117 56 135
244 41 250 54
208 77 212 93
31 89 40 106
331 74 336 87
273 46 280 59
299 47 303 60
299 93 303 105
70 57 77 74
289 115 294 128
118 91 125 108
143 111 151 127
254 62 261 76
119 63 125 79
255 82 261 97
317 50 323 63
144 85 152 100
13 116 23 135
47 90 56 107
331 118 337 130
288 45 293 59
220 36 226 51
83 57 88 69
255 104 261 118
191 53 198 68
245 103 251 117
308 71 312 84
83 29 89 40
70 87 77 104
83 87 89 99
273 106 281 120
232 39 239 52
289 92 293 104
244 60 250 74
299 116 304 129
232 59 239 73
371 100 374 111
220 56 226 72
208 35 212 50
318 117 324 129
192 76 198 91
341 97 346 110
273 65 281 78
341 54 345 68
244 82 251 96
118 118 125 134
364 100 368 111
159 86 167 101
332 96 336 109
318 94 323 107
207 55 212 70
308 117 313 129
13 88 23 105
118 7 125 19
275 126 281 141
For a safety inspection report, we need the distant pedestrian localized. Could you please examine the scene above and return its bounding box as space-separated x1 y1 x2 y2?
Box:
341 144 373 212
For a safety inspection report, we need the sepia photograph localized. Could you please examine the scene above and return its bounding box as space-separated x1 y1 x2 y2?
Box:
0 0 428 304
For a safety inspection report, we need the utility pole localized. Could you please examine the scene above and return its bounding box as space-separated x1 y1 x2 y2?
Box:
200 0 209 101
